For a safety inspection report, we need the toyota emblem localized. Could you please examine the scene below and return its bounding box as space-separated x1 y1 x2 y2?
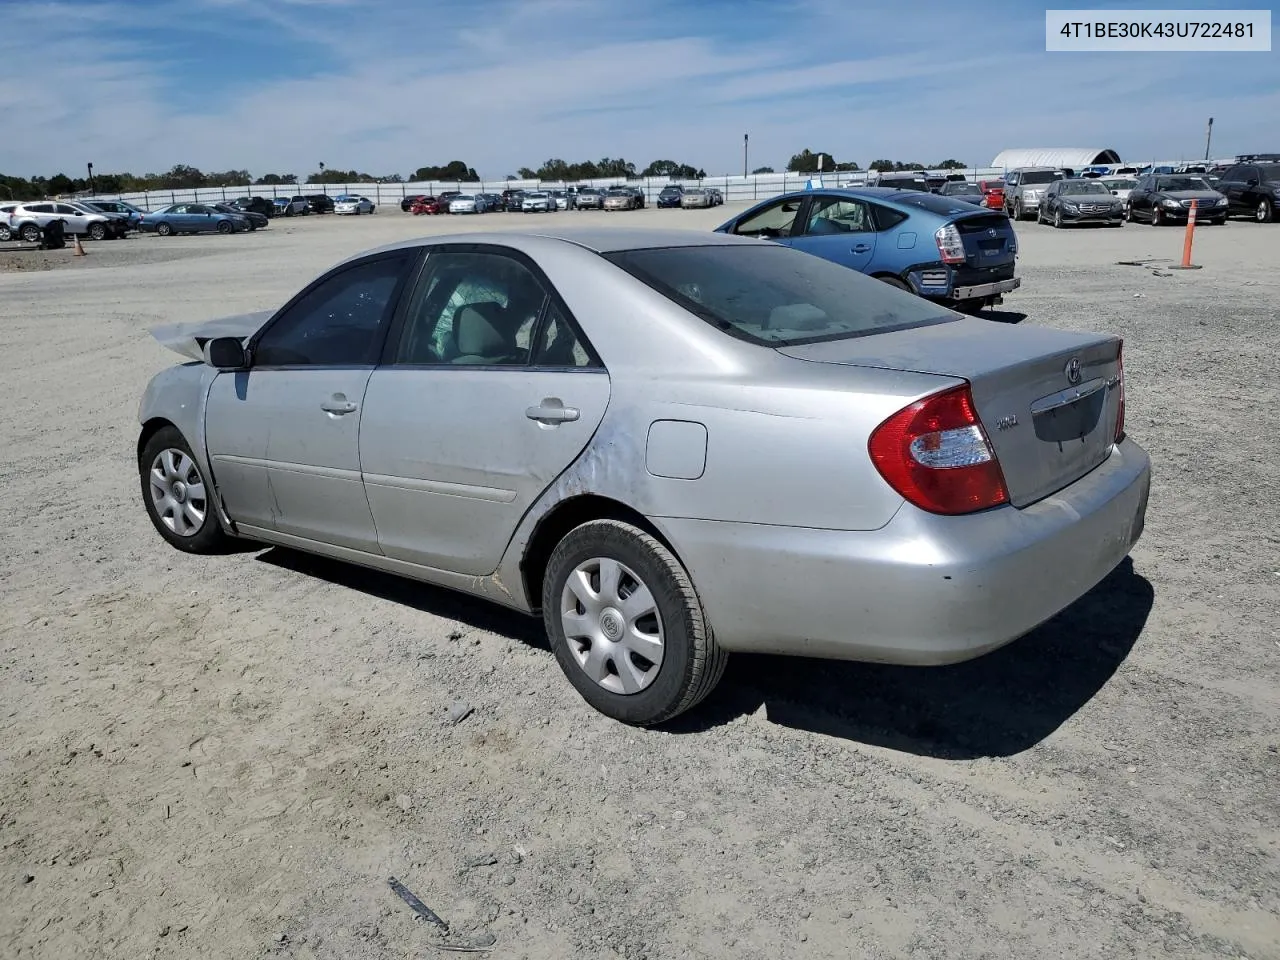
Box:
1064 357 1083 385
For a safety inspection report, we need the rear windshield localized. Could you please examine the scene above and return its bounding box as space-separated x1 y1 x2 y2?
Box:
946 183 981 194
890 192 988 216
603 244 954 347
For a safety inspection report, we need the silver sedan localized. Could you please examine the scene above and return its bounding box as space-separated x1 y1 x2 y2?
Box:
137 228 1150 725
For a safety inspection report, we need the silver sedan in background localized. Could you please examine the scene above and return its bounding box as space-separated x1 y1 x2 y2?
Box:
138 228 1150 725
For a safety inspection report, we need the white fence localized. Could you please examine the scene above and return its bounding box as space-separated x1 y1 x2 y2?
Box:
88 168 1009 210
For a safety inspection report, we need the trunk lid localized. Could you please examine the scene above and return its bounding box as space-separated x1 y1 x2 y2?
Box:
778 317 1122 507
952 211 1016 269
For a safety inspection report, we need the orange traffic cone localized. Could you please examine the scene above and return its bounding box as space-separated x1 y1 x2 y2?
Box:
73 234 87 257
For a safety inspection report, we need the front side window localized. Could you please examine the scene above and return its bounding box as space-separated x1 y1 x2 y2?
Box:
254 254 412 367
393 251 548 366
733 197 803 238
605 244 953 347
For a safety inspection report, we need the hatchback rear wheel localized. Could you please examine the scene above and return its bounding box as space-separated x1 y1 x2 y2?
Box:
543 519 726 725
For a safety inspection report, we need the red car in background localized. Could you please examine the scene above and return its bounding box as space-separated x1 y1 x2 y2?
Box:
410 196 444 215
978 179 1006 210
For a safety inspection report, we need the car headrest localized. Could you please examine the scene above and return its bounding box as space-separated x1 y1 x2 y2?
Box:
455 302 508 357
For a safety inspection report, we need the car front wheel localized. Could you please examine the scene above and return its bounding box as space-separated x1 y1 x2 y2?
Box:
1257 200 1274 223
139 426 230 554
542 519 727 725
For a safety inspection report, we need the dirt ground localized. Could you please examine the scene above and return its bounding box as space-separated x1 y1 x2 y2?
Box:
1 205 1278 960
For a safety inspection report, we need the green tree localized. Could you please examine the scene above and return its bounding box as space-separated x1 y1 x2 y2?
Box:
411 161 478 181
751 166 775 175
936 158 967 170
641 160 701 178
787 149 839 173
255 173 298 185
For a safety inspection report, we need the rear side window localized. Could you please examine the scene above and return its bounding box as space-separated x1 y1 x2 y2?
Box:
604 244 953 347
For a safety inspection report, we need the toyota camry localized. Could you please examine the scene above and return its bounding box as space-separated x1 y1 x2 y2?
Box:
138 229 1150 725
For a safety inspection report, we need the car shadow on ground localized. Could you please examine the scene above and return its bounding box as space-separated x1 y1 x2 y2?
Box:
255 548 547 648
981 309 1027 324
255 548 1151 760
670 558 1153 758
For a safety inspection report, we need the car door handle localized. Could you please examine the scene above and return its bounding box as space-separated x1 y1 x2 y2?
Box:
321 396 358 415
526 399 580 424
852 243 872 253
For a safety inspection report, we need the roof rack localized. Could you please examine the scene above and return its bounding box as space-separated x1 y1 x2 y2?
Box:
1235 153 1280 162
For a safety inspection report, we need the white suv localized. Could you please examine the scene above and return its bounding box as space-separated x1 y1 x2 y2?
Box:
0 202 20 240
8 201 121 241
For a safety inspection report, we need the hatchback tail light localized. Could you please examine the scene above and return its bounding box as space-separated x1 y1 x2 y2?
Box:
868 384 1009 515
1115 340 1126 443
934 223 966 264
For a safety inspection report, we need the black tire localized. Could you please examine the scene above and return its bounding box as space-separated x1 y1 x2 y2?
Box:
156 222 173 237
956 300 986 315
139 425 231 555
1256 200 1274 224
542 519 727 725
1210 217 1226 225
88 222 107 241
216 220 233 234
878 275 912 293
1053 208 1064 229
1013 199 1024 221
0 223 10 241
1151 206 1163 226
1124 203 1134 222
20 223 41 243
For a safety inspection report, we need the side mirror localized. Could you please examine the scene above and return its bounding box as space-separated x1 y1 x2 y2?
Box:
203 336 248 370
1247 178 1259 187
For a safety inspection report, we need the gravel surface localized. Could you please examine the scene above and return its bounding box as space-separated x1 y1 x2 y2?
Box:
2 206 1278 960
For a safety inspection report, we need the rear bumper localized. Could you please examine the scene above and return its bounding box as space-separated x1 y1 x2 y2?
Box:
952 276 1021 301
656 438 1150 665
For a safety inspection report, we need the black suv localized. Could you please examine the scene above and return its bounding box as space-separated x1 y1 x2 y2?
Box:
233 196 275 217
1213 157 1280 222
306 194 335 214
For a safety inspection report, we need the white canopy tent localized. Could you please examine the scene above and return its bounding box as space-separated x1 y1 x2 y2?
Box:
991 148 1123 170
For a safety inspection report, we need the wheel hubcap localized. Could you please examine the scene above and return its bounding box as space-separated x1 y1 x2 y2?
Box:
560 557 665 695
149 448 207 537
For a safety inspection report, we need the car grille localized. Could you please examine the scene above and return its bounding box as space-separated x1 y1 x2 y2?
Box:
1078 203 1111 213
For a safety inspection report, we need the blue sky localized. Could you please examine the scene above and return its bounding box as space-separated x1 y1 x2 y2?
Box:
0 0 1274 179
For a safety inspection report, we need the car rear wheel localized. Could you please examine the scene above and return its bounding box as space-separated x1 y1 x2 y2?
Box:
877 276 912 293
20 223 41 243
88 222 107 241
1256 200 1274 223
1012 199 1024 220
543 519 727 725
139 426 230 554
156 222 173 237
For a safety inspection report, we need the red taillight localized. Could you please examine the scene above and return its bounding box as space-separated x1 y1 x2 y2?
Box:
1115 341 1126 443
868 384 1010 516
934 223 966 264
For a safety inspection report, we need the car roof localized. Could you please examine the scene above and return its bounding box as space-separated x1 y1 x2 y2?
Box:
347 228 759 264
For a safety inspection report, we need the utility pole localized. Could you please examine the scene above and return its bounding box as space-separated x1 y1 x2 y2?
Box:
743 134 748 178
87 162 95 194
1203 118 1213 163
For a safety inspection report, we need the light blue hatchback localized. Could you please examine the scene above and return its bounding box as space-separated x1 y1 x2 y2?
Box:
715 187 1021 313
